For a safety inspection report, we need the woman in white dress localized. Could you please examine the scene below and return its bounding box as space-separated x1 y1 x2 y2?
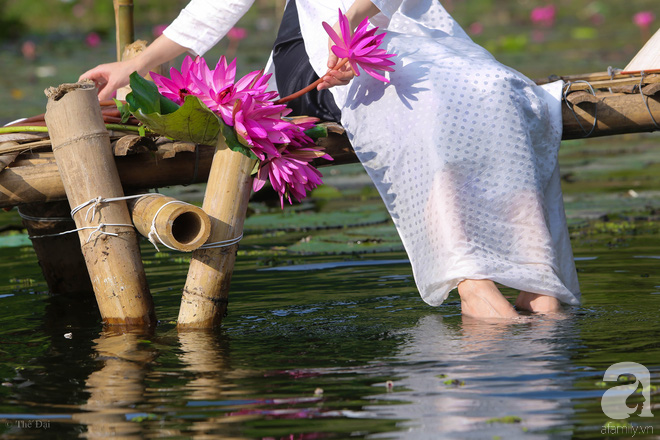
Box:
81 0 581 319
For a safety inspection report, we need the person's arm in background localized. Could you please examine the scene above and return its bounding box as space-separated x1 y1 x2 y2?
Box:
318 0 382 91
80 0 256 100
79 35 187 100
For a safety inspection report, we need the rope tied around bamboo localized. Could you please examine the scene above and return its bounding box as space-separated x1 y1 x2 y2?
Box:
26 193 230 253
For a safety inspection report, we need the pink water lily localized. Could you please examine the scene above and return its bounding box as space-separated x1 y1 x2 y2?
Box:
254 143 333 208
192 57 275 125
322 9 395 82
232 94 298 160
151 55 203 105
149 53 334 208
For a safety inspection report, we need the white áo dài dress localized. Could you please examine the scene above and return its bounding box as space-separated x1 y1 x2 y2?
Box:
164 0 581 306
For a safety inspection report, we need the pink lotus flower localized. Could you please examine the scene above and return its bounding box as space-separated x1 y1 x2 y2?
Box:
151 55 203 105
322 9 395 82
232 94 297 160
149 54 333 208
86 32 101 48
227 27 247 41
193 57 276 125
153 24 167 38
530 5 556 27
634 11 655 29
253 143 332 208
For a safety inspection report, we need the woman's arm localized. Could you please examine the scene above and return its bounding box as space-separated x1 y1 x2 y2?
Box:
80 0 255 100
318 0 382 90
79 35 187 101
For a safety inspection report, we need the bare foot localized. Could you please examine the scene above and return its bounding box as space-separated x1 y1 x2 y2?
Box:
515 291 563 314
457 280 519 319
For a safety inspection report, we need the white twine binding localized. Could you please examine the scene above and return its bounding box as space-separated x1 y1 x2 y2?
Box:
563 80 598 138
639 71 660 130
30 194 152 242
29 194 244 252
199 233 244 250
147 200 186 252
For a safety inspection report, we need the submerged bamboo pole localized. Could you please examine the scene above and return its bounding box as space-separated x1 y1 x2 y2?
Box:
18 201 94 294
177 138 255 328
128 194 211 252
44 81 154 326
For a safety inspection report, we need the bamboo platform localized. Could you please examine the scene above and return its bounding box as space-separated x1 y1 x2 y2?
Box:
1 71 659 210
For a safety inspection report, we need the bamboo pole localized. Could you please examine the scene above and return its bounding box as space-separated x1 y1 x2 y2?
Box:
127 194 211 252
562 90 660 139
18 201 94 294
44 81 154 327
114 0 134 62
1 86 660 210
177 138 255 328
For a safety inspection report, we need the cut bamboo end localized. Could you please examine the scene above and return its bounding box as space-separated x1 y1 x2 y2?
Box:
128 194 211 252
44 81 155 327
178 139 255 329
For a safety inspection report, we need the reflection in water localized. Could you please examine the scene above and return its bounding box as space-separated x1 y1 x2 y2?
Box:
73 330 156 439
369 314 577 439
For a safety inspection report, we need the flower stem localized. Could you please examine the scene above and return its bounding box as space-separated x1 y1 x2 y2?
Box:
0 124 143 135
274 58 349 105
0 126 49 134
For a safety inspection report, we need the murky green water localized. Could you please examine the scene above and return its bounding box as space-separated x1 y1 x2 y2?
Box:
0 172 658 439
1 1 660 438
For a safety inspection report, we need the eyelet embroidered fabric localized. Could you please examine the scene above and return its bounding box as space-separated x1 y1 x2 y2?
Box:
165 0 581 306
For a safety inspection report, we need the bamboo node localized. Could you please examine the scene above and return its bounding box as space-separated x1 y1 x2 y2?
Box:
52 132 110 152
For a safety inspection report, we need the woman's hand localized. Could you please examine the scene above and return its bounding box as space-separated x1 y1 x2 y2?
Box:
79 35 188 101
79 59 138 101
318 21 355 91
317 0 381 91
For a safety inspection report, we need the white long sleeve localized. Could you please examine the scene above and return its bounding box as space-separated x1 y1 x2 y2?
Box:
162 0 256 56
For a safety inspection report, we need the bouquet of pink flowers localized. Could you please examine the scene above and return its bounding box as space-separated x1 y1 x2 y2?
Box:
124 10 395 208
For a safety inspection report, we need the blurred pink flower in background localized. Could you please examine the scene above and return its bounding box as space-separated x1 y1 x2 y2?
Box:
85 32 101 48
226 27 248 59
21 41 37 61
633 11 655 29
227 27 247 41
153 24 167 38
468 22 484 36
530 5 556 27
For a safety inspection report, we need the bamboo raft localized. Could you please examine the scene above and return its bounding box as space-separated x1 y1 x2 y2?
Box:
2 71 659 209
1 2 659 328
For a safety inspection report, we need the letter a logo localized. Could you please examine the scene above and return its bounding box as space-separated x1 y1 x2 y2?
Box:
601 362 654 419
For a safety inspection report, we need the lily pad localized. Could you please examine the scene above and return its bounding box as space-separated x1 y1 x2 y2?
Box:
287 224 403 255
0 234 32 248
244 205 391 232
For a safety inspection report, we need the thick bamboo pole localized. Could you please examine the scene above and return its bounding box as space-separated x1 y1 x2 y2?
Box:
1 87 659 210
0 146 215 209
18 201 94 294
44 81 154 326
114 0 134 62
177 138 255 328
127 194 211 252
562 91 660 139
